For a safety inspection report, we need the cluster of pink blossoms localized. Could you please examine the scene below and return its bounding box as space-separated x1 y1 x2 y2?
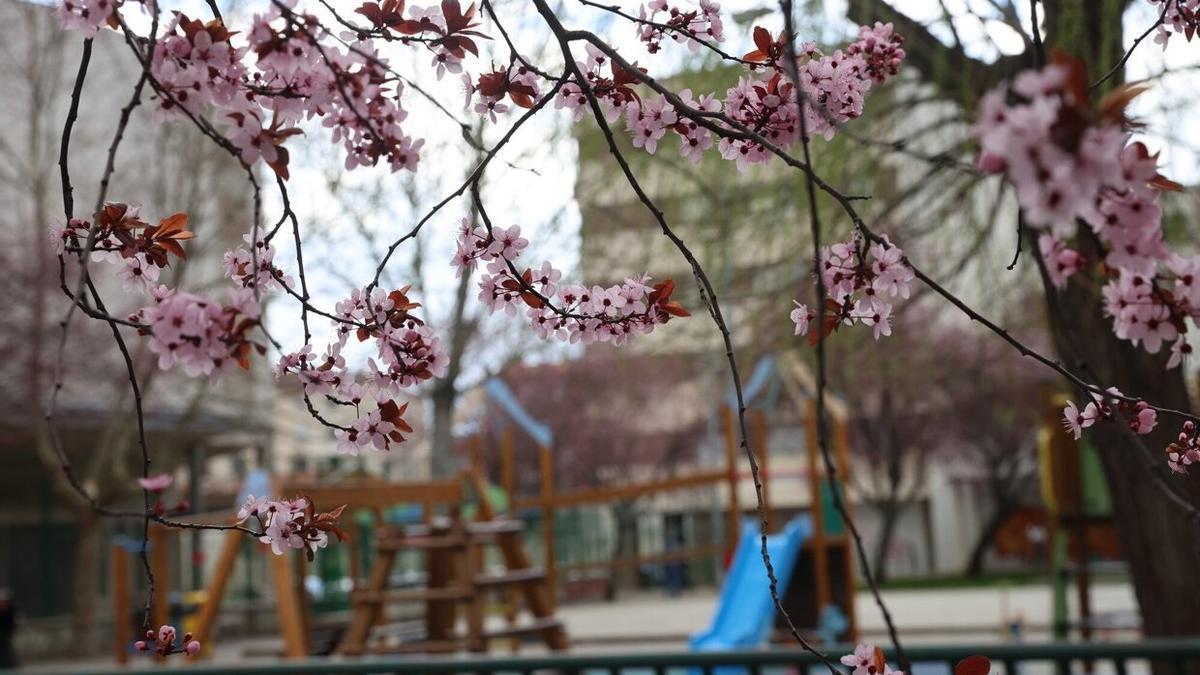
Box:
1062 389 1158 440
276 287 444 454
635 0 724 53
1149 0 1199 48
49 204 195 294
975 59 1195 367
237 495 348 558
841 644 904 675
222 229 294 291
47 204 284 387
452 219 690 345
792 236 914 342
557 21 904 169
462 63 542 123
148 7 424 176
1166 421 1200 473
556 44 644 124
134 625 200 657
132 286 263 379
59 2 494 179
715 22 905 168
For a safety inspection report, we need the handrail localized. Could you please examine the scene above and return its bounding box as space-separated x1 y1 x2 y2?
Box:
27 639 1200 675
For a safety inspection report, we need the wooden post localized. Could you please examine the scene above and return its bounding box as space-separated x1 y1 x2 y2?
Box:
192 529 243 657
803 400 831 614
720 405 741 559
294 550 311 647
833 414 858 642
338 547 397 655
149 524 170 631
500 430 515 514
269 551 308 658
752 409 771 532
469 435 485 478
465 527 486 653
466 470 567 651
1073 521 1094 656
539 446 557 612
112 546 130 664
348 521 364 588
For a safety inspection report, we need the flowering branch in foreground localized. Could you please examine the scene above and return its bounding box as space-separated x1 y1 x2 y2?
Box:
134 624 200 657
46 0 1200 660
237 494 348 559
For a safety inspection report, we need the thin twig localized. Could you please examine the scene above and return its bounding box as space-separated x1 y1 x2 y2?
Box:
537 0 841 670
1091 0 1172 92
782 2 908 667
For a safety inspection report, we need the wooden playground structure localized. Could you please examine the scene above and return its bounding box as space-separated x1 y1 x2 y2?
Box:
112 471 564 661
110 353 859 661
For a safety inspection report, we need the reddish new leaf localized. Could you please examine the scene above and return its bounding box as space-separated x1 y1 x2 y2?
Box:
955 656 992 675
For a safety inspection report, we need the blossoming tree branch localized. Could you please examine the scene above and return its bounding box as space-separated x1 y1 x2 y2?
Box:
47 0 1200 663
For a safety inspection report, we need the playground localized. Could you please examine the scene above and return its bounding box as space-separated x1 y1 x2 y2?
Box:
27 352 1143 674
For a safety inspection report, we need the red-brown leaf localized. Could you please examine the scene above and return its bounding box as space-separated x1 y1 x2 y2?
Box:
752 26 772 54
157 212 189 236
1150 174 1184 192
520 291 544 309
1051 49 1089 108
378 399 401 421
955 656 992 675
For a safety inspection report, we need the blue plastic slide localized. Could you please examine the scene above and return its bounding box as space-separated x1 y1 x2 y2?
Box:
690 516 812 657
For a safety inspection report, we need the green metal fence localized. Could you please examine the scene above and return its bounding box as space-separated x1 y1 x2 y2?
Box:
24 639 1200 675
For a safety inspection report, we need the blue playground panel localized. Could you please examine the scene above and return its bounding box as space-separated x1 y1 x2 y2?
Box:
688 516 813 674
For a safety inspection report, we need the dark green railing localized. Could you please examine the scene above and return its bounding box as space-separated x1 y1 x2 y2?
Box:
26 639 1200 675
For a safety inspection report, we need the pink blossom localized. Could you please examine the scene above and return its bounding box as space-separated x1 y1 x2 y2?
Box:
790 301 813 336
869 240 913 298
237 495 269 524
1038 235 1085 289
1168 337 1193 370
1130 401 1158 435
223 230 293 291
1062 400 1099 440
861 302 893 340
118 255 161 293
137 474 174 492
841 644 903 675
56 0 115 37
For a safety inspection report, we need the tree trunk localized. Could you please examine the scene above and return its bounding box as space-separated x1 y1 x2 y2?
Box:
1039 261 1200 637
871 499 901 584
849 0 1200 639
606 501 639 601
963 501 1015 578
70 510 100 653
1035 0 1200 640
429 381 459 478
428 239 475 479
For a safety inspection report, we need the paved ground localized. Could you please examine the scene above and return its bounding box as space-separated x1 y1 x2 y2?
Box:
558 582 1139 649
20 582 1141 672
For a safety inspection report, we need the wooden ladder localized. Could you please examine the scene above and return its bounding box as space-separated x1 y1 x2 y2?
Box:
337 475 567 655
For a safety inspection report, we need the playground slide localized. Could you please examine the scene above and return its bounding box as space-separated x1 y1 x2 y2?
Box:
689 515 813 654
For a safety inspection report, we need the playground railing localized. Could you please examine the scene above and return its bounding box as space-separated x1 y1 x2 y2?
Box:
27 639 1200 675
